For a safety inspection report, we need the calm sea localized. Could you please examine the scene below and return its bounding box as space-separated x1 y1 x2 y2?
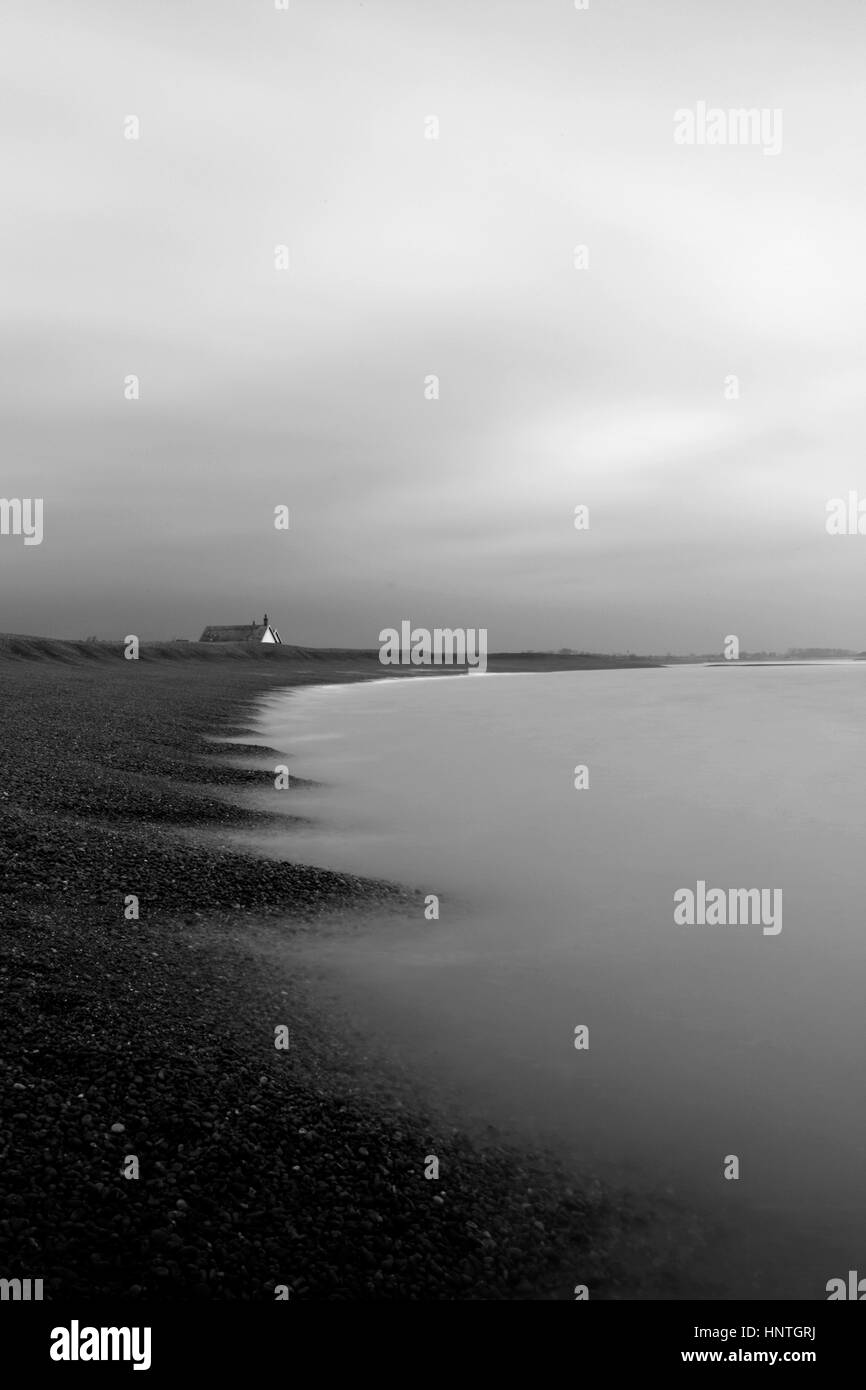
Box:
237 664 866 1297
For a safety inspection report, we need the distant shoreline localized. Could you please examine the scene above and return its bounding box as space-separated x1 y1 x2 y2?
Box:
3 631 861 670
0 632 659 671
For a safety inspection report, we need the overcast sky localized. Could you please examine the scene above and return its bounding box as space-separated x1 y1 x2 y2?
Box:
3 0 866 650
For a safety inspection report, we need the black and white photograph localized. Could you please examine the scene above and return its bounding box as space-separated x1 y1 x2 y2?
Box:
1 0 863 1367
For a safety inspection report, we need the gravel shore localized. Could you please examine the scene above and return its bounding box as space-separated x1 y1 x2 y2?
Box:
0 646 696 1299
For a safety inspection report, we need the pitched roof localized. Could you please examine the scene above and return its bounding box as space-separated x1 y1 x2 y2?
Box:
199 624 267 642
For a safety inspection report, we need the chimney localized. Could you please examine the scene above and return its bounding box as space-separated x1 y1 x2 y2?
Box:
263 612 268 627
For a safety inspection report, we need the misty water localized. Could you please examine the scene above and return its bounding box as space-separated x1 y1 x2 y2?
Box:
238 664 866 1297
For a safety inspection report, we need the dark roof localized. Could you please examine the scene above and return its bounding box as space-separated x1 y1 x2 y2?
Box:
199 624 267 642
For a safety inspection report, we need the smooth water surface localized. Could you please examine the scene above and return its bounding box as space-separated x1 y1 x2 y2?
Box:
236 665 866 1296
